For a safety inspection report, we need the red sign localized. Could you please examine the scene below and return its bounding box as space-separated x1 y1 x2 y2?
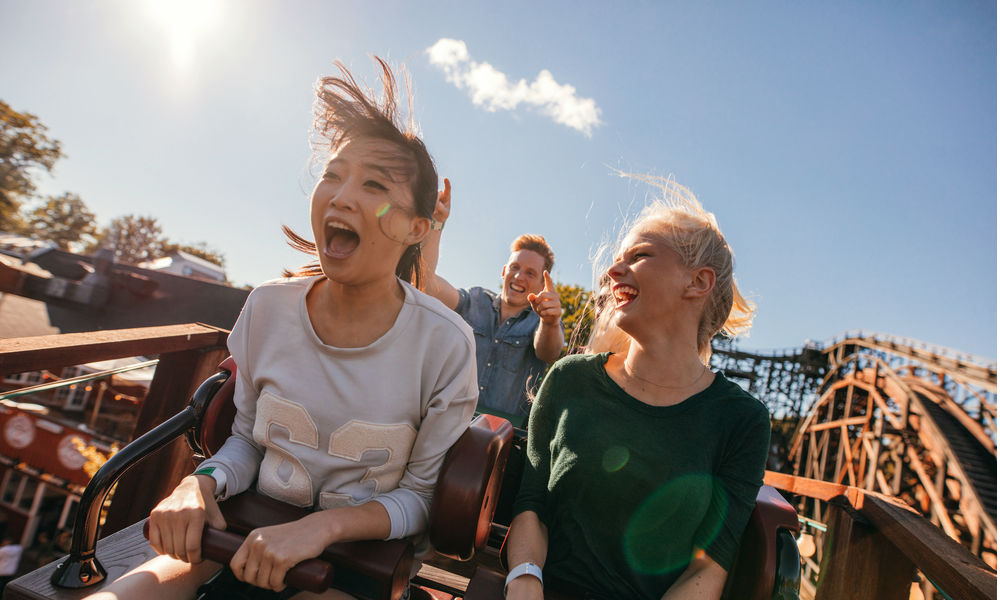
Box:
0 406 105 487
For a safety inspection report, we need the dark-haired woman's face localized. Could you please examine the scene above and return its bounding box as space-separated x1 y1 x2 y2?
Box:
310 137 428 286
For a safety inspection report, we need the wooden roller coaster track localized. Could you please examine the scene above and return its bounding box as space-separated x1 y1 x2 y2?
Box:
713 331 997 597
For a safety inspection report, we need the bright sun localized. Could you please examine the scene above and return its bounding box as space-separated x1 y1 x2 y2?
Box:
143 0 225 71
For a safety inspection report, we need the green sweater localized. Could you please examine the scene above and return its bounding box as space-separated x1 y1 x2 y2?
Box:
512 353 770 599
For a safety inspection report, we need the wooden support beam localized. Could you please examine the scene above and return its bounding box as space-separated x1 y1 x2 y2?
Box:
101 345 229 536
857 433 871 489
764 471 851 502
765 472 998 600
815 499 914 600
864 417 885 490
904 447 960 542
931 458 947 527
891 444 903 496
844 381 855 419
838 424 855 486
807 433 820 479
806 415 869 433
857 492 997 600
817 429 831 482
875 469 892 495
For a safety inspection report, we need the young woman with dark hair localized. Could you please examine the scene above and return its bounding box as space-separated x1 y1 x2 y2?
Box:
86 57 477 600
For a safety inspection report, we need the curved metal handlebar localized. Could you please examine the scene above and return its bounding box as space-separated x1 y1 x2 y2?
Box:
50 370 230 588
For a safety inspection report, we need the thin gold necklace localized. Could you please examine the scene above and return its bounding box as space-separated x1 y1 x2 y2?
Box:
624 359 710 390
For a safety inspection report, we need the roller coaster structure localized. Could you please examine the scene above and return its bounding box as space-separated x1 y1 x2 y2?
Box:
711 331 997 578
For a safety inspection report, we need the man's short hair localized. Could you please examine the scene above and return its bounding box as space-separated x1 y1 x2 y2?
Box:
511 234 554 273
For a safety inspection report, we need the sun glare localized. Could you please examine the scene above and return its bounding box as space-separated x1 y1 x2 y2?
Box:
144 0 225 71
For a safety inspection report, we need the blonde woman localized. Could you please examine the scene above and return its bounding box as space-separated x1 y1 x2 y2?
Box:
504 178 769 600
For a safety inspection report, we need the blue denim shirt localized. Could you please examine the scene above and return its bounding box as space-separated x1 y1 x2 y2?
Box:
455 287 550 423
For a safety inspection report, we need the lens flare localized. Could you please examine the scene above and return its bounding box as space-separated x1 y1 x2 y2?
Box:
623 473 728 574
376 204 414 244
602 445 630 472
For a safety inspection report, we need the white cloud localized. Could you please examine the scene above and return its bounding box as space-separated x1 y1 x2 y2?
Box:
427 38 602 137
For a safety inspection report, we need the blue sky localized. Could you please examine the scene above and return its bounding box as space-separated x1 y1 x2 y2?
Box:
1 0 996 359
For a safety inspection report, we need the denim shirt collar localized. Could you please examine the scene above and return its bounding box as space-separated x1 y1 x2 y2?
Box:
492 292 533 325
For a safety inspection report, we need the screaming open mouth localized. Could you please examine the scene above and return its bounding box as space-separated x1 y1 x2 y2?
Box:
324 221 360 259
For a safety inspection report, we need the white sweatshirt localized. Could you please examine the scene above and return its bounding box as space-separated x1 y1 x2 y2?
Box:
198 276 478 540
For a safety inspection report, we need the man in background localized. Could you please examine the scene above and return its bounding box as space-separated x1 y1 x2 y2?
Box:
423 180 564 425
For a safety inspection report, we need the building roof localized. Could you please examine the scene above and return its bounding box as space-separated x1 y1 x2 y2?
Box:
0 243 249 339
139 250 227 280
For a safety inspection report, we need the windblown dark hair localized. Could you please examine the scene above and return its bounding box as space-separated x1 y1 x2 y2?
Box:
283 56 438 289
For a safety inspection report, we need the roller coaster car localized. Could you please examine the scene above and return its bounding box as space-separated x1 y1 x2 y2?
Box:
42 359 800 600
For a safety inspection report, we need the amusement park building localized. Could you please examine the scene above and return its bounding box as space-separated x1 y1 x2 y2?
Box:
0 235 248 567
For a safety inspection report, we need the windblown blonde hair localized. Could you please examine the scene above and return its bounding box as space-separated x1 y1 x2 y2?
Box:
584 175 755 363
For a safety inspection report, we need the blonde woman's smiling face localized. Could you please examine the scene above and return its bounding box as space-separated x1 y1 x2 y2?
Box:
607 226 692 331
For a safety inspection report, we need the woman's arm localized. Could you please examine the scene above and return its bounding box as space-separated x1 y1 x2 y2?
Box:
660 553 728 600
505 365 566 599
369 326 479 540
673 399 769 599
195 298 266 499
504 510 549 600
230 501 391 592
148 302 263 564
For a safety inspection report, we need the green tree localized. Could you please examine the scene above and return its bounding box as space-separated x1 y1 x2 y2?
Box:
163 241 226 270
0 100 63 230
96 214 167 265
557 282 594 354
23 192 97 250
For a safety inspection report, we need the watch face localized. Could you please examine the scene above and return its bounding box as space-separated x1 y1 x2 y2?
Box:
57 435 87 470
4 415 35 449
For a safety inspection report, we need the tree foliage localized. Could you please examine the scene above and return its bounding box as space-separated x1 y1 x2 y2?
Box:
96 214 168 265
556 282 594 354
0 99 230 278
83 215 228 275
23 192 97 250
0 100 63 230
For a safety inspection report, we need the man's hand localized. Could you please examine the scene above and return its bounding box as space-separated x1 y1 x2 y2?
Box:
528 271 562 325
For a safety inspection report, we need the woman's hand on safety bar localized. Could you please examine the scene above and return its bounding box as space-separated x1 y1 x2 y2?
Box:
147 474 227 564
